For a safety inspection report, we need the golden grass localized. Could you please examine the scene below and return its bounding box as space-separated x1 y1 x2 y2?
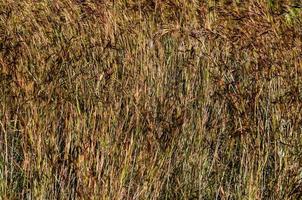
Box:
1 0 302 199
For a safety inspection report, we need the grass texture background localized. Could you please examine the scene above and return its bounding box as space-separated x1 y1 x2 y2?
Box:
0 0 302 199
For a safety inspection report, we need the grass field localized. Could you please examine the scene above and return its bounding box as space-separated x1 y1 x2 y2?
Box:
0 0 302 199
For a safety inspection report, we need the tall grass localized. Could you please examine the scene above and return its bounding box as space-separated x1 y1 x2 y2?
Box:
0 0 302 199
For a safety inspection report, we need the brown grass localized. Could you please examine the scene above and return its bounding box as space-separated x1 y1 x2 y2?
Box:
0 0 302 199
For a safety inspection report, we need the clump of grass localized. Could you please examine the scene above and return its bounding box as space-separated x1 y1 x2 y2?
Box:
1 0 302 199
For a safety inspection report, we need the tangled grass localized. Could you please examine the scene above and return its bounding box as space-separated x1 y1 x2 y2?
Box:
0 0 302 199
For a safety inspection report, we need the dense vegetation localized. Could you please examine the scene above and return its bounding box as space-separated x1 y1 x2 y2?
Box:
1 0 302 199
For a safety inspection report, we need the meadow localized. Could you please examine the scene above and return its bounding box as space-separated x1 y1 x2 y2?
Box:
0 0 302 199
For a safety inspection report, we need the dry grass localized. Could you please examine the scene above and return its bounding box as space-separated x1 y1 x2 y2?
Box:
0 0 302 199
